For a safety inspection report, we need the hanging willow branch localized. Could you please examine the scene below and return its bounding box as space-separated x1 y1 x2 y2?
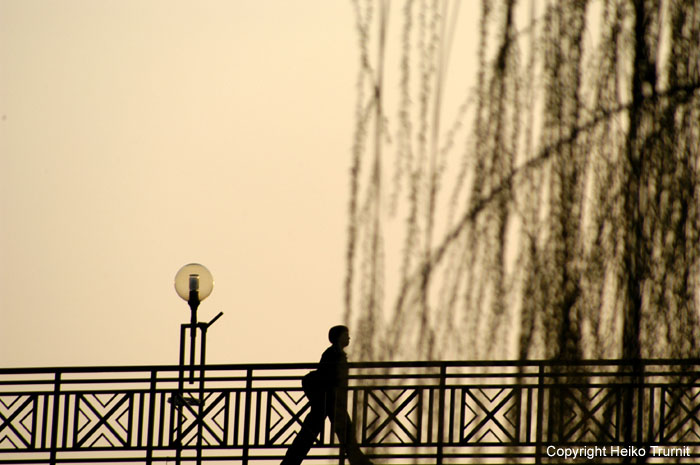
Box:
346 0 700 362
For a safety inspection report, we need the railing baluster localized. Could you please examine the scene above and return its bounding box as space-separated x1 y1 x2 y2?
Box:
42 390 50 449
525 384 533 443
234 390 241 446
647 385 655 443
30 394 38 450
138 392 144 448
637 369 644 443
427 382 434 443
72 394 80 447
265 389 272 446
448 386 455 444
63 391 71 448
659 386 666 442
159 384 167 447
223 390 230 446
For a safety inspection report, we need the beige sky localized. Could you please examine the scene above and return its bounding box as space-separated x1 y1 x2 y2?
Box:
0 0 358 367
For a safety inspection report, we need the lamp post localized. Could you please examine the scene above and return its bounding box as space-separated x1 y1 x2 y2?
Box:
174 263 215 382
173 264 223 464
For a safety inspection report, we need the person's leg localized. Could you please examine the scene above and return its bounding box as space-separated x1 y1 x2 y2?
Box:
280 400 325 465
331 405 373 465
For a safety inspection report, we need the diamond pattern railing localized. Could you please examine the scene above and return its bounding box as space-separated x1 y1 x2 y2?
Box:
1 360 700 464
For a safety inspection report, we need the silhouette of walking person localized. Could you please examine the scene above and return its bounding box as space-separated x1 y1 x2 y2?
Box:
281 325 374 465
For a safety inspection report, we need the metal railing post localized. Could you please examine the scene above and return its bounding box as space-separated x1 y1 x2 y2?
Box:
436 363 446 465
535 364 545 465
242 368 253 465
176 325 187 465
146 370 157 465
197 327 207 465
49 371 61 464
636 362 645 444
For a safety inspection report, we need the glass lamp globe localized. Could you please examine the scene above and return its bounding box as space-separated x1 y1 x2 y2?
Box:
174 263 214 302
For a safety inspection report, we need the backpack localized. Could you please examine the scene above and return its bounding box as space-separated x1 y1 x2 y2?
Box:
301 370 323 400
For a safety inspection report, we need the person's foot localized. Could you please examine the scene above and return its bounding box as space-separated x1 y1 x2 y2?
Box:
348 452 374 465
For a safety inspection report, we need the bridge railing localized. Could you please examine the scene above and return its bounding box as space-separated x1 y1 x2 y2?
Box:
1 360 700 464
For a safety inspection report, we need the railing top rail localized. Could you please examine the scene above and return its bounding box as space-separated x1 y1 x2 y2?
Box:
3 358 700 375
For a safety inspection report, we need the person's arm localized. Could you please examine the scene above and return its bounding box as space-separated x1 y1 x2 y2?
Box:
321 346 351 389
318 347 338 388
337 351 349 390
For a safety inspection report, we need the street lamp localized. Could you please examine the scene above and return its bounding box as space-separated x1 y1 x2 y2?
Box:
174 263 214 303
174 263 222 384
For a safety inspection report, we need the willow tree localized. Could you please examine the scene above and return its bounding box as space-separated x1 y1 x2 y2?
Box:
345 0 700 362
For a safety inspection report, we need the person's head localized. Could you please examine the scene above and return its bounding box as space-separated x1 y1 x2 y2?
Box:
328 325 350 348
